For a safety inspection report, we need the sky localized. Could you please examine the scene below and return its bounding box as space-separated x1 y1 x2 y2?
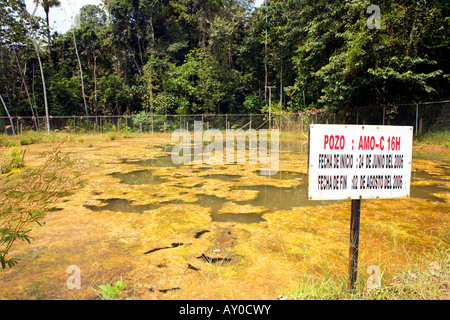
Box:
25 0 265 34
254 0 264 7
25 0 103 33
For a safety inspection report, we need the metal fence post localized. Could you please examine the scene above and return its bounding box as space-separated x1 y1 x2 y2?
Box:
415 102 419 135
300 115 303 136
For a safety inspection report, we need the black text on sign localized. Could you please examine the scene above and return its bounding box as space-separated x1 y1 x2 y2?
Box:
308 125 413 200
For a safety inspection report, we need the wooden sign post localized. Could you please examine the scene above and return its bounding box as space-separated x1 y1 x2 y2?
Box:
348 199 361 290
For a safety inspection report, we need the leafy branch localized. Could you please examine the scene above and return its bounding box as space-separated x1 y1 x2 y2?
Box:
0 142 87 269
97 276 131 300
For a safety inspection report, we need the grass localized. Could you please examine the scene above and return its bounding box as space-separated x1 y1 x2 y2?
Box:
0 146 25 174
2 127 447 149
414 130 450 149
0 131 67 147
281 242 449 300
0 130 172 147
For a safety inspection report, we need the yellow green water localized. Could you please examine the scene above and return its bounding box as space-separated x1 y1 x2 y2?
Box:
0 137 448 299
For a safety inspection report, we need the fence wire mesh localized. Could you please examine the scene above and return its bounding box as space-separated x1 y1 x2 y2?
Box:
1 101 448 135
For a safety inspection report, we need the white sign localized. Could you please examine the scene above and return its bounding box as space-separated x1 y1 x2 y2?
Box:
308 125 413 200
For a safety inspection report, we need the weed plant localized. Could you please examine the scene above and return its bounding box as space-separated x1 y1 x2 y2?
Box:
0 143 86 269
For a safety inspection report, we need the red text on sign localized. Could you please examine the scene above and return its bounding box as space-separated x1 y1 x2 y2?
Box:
357 136 401 151
387 136 401 151
324 135 345 150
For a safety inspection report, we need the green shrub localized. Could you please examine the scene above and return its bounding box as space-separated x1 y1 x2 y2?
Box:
107 133 116 140
0 147 24 174
117 117 132 133
19 137 32 145
29 132 42 144
98 276 130 300
102 120 116 132
132 112 175 133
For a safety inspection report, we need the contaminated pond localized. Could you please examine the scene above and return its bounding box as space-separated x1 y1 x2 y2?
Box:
0 136 448 299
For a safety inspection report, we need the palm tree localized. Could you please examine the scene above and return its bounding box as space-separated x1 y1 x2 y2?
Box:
38 0 61 64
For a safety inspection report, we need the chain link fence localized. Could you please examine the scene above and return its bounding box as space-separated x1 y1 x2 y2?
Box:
1 100 448 135
0 113 316 135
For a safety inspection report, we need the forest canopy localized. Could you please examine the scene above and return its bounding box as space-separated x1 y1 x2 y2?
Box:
0 0 448 121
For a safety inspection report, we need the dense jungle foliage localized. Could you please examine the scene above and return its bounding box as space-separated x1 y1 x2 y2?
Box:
0 0 448 123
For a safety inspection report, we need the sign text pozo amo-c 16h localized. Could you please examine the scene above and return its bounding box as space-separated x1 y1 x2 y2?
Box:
308 125 413 201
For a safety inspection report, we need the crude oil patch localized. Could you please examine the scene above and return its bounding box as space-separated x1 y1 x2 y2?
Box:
235 181 342 210
201 174 242 181
118 154 176 167
84 198 158 213
144 243 185 254
109 170 165 185
89 146 450 225
255 170 303 180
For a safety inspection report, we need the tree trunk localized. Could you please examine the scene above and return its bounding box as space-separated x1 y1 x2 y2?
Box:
228 38 232 74
280 62 283 112
33 41 50 132
13 47 38 130
94 55 98 116
27 3 50 132
72 28 88 116
149 64 153 114
0 94 15 135
264 0 268 102
45 11 53 65
265 28 268 102
31 63 40 131
149 16 155 114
